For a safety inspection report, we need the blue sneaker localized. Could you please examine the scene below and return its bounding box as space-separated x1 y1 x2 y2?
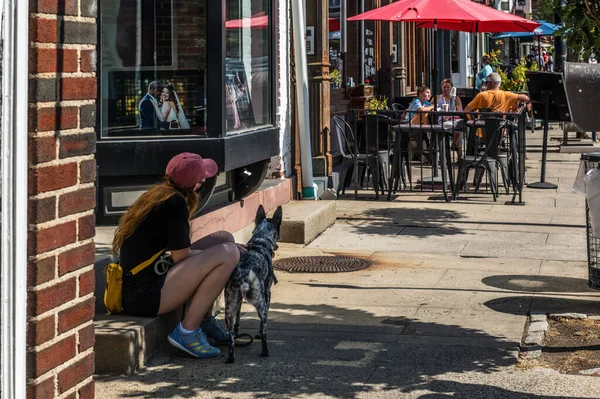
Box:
201 315 231 346
167 326 220 358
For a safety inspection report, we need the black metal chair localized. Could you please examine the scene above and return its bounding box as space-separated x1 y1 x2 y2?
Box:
390 109 412 192
454 115 508 201
333 116 388 199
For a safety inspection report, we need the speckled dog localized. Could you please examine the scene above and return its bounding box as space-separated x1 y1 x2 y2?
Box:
224 205 282 363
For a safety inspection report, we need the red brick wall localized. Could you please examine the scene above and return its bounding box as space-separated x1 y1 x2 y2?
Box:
28 1 97 398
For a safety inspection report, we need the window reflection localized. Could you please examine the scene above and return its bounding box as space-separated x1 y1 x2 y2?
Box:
100 0 207 137
225 0 272 133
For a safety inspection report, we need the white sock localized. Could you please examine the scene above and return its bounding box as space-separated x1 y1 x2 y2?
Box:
178 322 195 335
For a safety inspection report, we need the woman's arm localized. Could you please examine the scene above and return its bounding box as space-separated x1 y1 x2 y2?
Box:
456 96 463 111
153 102 170 122
418 105 434 112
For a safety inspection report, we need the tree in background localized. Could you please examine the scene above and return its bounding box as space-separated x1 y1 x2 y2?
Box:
585 1 600 28
536 0 600 59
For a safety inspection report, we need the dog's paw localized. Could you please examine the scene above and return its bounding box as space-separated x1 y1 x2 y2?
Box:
226 356 235 363
260 350 270 357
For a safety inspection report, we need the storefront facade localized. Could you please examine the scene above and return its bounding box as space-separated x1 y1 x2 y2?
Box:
96 0 292 224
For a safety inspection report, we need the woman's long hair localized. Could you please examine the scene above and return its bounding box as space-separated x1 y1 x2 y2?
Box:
112 176 199 254
163 85 179 115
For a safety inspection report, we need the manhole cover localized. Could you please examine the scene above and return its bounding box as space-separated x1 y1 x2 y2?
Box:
273 256 371 273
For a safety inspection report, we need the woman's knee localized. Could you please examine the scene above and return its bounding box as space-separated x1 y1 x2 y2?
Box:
220 242 240 267
212 230 235 244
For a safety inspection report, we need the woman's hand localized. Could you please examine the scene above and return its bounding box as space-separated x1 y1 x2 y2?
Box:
235 243 248 255
153 101 167 121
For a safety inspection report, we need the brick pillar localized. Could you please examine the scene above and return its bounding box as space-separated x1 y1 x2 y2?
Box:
27 1 97 398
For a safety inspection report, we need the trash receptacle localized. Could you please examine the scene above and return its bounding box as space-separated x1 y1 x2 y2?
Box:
580 153 600 289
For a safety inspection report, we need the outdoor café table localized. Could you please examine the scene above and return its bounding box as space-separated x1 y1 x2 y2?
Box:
392 120 455 202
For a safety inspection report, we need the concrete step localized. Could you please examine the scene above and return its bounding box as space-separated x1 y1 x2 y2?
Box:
95 309 181 375
279 200 337 245
232 200 337 245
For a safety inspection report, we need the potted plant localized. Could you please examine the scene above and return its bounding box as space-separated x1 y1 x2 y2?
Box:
363 96 391 152
330 68 341 89
367 96 389 113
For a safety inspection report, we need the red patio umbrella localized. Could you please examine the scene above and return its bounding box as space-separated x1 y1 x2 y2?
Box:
347 0 540 32
226 14 269 29
348 0 541 101
227 15 341 32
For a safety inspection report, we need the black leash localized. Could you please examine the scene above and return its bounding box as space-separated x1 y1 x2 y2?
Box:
207 310 253 347
233 333 254 347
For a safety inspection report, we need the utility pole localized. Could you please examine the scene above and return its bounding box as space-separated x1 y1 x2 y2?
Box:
553 0 567 71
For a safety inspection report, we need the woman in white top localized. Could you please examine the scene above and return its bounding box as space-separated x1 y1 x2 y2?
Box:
153 85 191 130
437 78 463 159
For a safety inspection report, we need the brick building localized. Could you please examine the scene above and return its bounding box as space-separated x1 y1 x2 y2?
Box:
1 0 292 398
25 0 98 398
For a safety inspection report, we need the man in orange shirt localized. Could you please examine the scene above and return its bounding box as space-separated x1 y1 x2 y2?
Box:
464 72 530 114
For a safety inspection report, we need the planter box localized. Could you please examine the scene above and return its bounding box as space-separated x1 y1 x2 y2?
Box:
351 84 374 97
350 95 375 110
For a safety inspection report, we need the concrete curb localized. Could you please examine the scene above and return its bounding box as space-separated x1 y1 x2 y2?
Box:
519 313 549 360
519 313 600 367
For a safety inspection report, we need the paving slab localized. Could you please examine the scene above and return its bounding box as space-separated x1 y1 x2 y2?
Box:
460 241 587 262
539 259 589 278
549 214 586 226
240 304 420 335
402 308 526 341
370 252 541 273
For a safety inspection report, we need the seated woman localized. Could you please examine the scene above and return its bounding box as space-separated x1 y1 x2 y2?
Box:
405 85 435 164
405 85 435 122
437 78 464 159
112 152 246 358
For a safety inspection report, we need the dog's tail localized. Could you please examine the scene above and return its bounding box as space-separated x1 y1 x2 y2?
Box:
240 270 261 303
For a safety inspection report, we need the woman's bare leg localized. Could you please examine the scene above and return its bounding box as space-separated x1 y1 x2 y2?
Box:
191 230 235 251
190 231 236 317
158 242 240 330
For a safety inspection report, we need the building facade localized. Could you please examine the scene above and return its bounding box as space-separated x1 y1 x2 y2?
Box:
0 1 293 398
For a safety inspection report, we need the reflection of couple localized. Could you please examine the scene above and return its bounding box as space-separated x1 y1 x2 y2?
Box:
139 81 190 130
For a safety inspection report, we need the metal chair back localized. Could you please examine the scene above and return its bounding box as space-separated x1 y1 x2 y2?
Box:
333 116 358 159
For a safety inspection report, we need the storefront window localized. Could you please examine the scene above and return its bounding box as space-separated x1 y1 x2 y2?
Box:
225 0 272 133
100 0 207 137
451 31 460 74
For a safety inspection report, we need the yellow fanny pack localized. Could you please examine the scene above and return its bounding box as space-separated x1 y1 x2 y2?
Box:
104 248 166 314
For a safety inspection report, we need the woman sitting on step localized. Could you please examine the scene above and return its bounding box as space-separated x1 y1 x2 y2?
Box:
112 152 246 359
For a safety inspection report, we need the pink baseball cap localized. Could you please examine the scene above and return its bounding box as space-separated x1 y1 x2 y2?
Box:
166 152 218 188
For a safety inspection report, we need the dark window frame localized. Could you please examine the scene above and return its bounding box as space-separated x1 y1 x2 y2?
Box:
96 0 279 141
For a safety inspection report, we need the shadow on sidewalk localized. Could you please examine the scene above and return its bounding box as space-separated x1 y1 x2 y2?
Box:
96 302 556 398
337 207 465 237
411 380 589 399
482 275 598 294
485 295 600 317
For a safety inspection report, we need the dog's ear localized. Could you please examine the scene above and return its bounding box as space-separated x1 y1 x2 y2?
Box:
272 206 283 228
255 205 267 225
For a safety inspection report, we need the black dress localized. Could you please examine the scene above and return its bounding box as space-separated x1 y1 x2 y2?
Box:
120 194 191 317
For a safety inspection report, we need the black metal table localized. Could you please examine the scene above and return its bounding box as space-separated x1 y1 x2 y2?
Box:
392 123 455 202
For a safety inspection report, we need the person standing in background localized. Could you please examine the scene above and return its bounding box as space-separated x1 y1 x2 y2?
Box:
475 55 493 91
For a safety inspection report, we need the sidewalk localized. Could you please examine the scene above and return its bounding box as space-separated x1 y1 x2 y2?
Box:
96 124 600 398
